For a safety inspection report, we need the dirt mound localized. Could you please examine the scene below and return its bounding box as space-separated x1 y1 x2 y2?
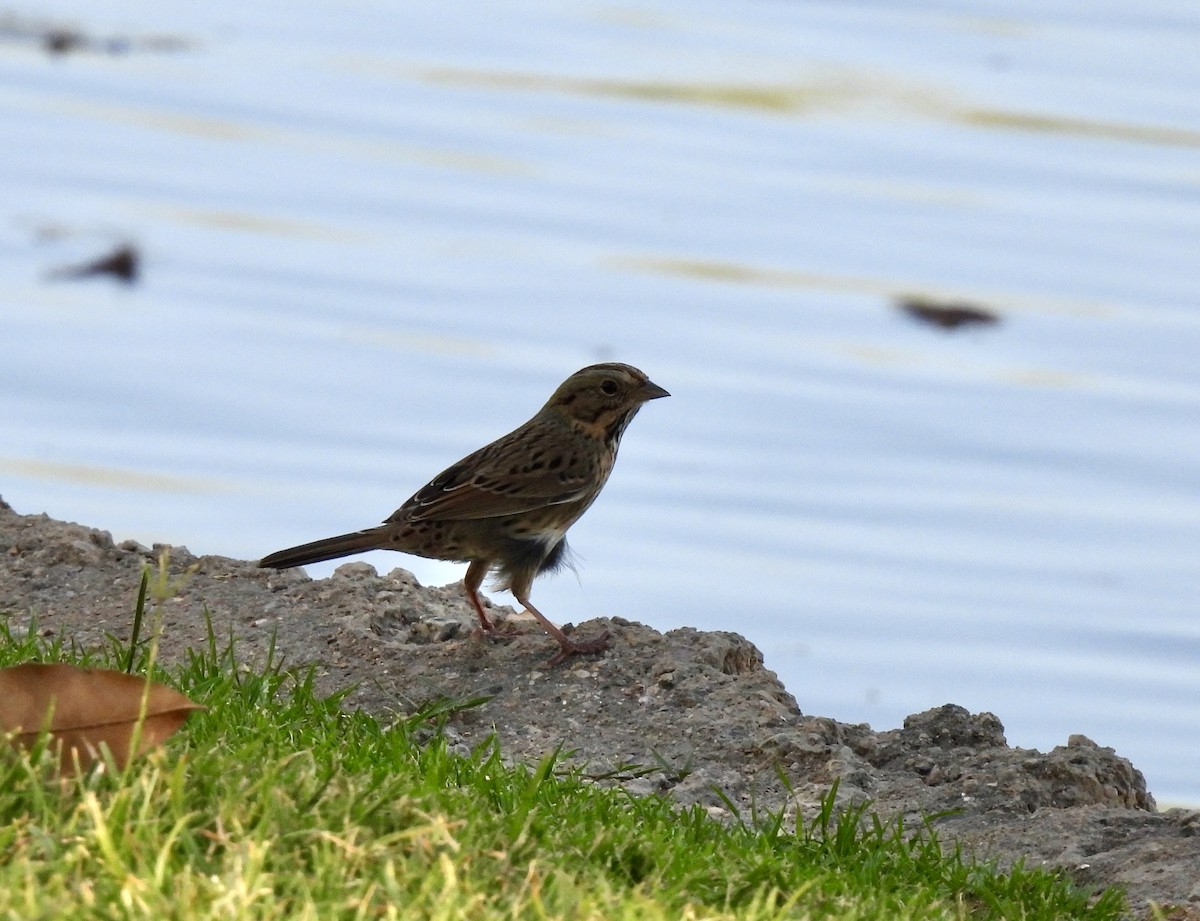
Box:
1 497 1196 914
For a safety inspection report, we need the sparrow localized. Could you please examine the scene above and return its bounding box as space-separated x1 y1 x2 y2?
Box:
260 362 668 664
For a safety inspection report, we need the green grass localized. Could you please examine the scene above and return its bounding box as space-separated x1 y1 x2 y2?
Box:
0 613 1127 921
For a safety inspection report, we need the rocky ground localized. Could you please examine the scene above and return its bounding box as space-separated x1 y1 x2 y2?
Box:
1 496 1197 917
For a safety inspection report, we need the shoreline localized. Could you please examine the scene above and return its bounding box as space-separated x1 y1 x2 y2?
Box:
1 496 1197 913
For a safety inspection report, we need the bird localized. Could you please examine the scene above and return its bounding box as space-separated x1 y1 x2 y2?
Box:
260 362 669 664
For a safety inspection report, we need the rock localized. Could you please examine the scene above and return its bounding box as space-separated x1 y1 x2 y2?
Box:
0 498 1196 913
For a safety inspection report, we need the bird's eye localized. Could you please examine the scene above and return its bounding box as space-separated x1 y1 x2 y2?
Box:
600 379 619 396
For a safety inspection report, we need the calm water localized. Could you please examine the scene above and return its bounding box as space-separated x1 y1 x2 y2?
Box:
3 1 1199 803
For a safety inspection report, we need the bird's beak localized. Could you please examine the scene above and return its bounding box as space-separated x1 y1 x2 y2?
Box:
639 379 670 401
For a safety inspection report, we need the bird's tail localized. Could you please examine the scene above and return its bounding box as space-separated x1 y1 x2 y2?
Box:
259 527 387 570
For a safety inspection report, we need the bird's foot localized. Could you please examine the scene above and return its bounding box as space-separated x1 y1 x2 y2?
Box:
472 622 515 644
545 630 610 667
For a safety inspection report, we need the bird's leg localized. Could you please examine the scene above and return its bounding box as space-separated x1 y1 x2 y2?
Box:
463 560 496 632
512 588 610 666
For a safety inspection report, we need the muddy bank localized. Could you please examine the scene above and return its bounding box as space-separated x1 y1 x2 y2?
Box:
1 497 1196 915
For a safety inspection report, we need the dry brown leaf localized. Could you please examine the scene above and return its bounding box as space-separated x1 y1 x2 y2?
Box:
0 662 203 770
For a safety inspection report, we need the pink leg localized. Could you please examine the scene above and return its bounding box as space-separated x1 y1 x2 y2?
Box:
463 560 495 631
512 588 609 666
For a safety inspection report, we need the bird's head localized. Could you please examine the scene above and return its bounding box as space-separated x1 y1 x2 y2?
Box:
543 363 669 442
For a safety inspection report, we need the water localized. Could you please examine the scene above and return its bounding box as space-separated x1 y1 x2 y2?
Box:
2 0 1198 803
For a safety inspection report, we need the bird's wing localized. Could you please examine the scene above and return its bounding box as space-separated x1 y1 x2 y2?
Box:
385 446 593 523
